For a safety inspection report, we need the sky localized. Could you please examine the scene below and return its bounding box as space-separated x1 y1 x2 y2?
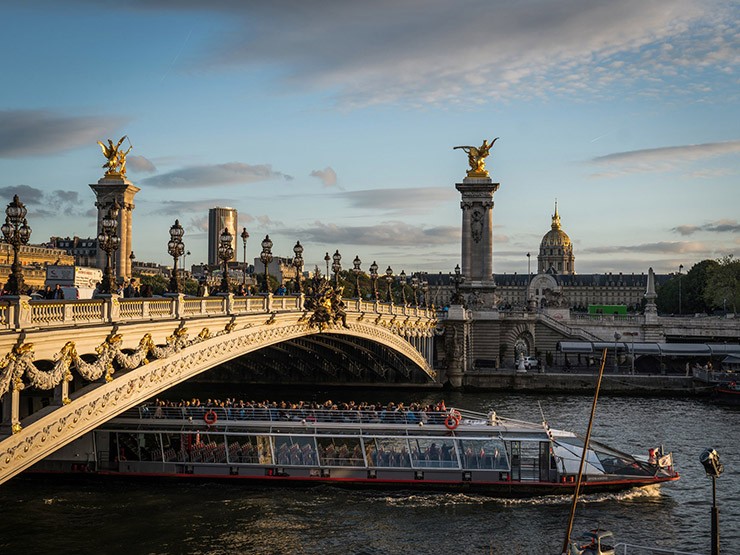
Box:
0 1 738 277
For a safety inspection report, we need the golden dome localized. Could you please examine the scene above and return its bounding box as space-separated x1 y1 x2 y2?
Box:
540 201 572 248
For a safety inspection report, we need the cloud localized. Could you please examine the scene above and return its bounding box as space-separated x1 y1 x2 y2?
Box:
673 220 740 236
288 220 459 246
149 199 238 216
127 155 157 173
582 241 710 255
339 187 457 214
183 0 735 107
0 185 88 218
141 163 293 188
310 167 338 187
0 110 128 158
591 140 740 175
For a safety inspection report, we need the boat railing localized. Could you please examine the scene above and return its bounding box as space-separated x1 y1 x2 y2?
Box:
613 542 700 555
129 405 458 426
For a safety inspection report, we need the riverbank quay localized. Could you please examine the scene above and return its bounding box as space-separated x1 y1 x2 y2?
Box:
461 368 714 396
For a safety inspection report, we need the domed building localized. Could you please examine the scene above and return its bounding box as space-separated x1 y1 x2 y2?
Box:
537 201 574 275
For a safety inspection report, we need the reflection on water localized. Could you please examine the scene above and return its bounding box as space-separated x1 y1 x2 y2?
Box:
1 389 737 555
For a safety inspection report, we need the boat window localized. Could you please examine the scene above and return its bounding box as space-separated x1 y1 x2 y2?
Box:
367 438 411 468
409 438 459 469
316 436 364 467
458 439 509 470
271 435 318 466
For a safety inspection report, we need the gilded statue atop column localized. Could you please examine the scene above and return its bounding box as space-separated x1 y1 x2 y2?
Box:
97 136 132 176
454 137 498 178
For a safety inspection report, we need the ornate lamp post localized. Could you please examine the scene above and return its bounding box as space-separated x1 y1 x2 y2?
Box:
1 195 32 295
411 274 419 307
324 252 330 280
293 240 304 293
218 227 234 293
399 270 408 305
422 277 429 308
369 261 379 301
678 264 684 315
450 264 464 305
352 255 362 298
129 250 136 273
385 266 394 303
260 235 273 293
167 219 185 293
332 249 342 288
97 200 121 294
241 227 250 287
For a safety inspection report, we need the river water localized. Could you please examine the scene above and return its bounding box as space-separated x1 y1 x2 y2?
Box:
1 388 738 555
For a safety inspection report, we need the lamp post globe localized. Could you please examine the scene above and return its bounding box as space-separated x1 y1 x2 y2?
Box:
352 255 362 298
97 202 121 295
324 252 330 281
332 249 342 288
369 261 379 301
241 228 250 287
411 274 419 307
1 195 32 295
217 227 234 293
385 266 394 303
260 235 273 293
399 270 408 305
167 219 185 293
293 240 304 293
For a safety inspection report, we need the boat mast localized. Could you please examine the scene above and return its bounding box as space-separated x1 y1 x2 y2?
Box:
560 347 608 555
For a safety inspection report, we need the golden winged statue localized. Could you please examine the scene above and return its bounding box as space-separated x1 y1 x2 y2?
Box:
97 136 132 176
454 137 498 177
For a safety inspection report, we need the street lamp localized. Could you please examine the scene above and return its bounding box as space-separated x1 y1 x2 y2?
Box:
332 249 342 288
167 219 185 293
622 331 638 375
1 195 32 296
183 250 191 280
451 264 464 305
260 235 273 293
369 261 379 301
385 266 394 303
96 200 120 294
421 277 429 308
293 240 304 293
352 255 362 298
241 227 250 288
324 252 330 280
129 250 136 277
411 274 419 307
218 227 234 293
699 448 723 555
527 252 532 301
399 270 408 305
678 264 684 315
613 331 622 373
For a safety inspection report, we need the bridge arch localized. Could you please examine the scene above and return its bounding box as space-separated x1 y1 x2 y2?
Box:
0 304 436 484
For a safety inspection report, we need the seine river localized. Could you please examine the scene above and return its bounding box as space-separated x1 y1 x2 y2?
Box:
1 388 738 555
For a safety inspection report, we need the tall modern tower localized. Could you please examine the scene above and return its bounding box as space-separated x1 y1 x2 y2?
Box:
208 207 238 265
90 137 139 281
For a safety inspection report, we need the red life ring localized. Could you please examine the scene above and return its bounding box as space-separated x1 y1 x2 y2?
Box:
444 411 461 430
204 410 218 425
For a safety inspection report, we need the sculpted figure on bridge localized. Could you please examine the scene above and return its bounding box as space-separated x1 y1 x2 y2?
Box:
304 274 349 331
97 136 133 176
454 138 498 177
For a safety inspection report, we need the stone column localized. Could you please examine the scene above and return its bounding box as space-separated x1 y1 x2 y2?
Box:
90 176 140 283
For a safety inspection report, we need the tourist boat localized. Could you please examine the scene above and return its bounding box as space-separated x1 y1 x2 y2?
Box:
33 404 679 496
713 380 740 405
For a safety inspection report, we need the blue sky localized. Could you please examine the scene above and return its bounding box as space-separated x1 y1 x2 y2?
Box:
0 1 738 276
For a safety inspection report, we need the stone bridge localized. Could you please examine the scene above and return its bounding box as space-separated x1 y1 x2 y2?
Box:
0 293 437 484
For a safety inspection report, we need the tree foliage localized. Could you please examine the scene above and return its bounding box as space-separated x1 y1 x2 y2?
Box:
704 255 739 314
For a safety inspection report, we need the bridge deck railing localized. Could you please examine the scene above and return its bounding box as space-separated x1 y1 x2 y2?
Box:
0 294 435 331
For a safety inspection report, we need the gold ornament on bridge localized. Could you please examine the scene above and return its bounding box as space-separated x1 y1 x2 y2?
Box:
303 274 349 331
454 137 498 178
97 136 133 176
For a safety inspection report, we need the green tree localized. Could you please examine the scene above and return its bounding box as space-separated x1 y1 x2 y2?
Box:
704 255 739 314
656 260 718 314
